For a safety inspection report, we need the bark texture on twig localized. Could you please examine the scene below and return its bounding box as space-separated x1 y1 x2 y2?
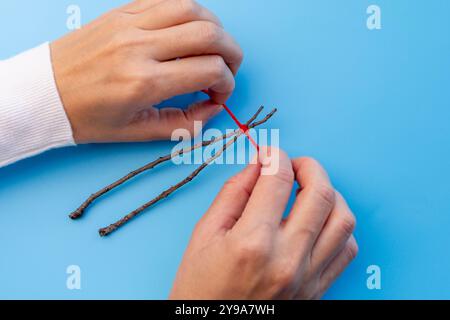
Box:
70 130 239 220
68 107 277 237
99 136 239 237
70 107 271 220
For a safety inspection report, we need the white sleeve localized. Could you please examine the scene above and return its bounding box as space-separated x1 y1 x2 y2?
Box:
0 42 75 168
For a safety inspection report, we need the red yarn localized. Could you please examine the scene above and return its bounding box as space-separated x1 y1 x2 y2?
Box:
201 90 260 151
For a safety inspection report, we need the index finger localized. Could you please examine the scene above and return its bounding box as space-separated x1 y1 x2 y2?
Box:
283 158 336 252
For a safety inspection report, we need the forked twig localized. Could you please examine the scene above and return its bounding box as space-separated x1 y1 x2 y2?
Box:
246 106 264 126
249 108 277 128
68 107 278 236
70 106 270 220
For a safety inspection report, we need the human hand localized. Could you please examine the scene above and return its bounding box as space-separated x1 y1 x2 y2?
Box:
170 149 358 300
51 0 243 143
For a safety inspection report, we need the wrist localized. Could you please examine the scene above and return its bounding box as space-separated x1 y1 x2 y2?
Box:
50 40 94 144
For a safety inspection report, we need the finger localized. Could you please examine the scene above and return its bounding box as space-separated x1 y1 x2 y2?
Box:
135 0 222 30
155 55 235 105
148 21 243 75
124 100 223 141
151 100 223 139
196 161 262 239
235 147 294 231
310 193 356 272
284 158 336 254
121 0 166 13
316 236 358 298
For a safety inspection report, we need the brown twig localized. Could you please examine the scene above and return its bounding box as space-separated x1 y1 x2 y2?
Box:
69 107 272 220
68 107 277 236
249 108 278 129
99 136 240 237
245 106 264 126
70 128 241 220
98 108 277 237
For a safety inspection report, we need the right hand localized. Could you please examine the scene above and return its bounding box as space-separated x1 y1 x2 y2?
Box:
171 149 358 300
51 0 243 144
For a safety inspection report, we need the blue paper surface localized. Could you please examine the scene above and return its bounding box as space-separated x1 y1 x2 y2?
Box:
0 0 449 299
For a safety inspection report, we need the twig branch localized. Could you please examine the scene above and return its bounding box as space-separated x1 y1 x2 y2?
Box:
98 107 277 237
70 155 173 219
69 107 274 220
99 136 240 237
245 106 264 126
249 108 278 129
70 127 240 220
68 107 278 237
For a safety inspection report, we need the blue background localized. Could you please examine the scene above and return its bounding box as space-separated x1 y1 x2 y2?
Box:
1 0 449 299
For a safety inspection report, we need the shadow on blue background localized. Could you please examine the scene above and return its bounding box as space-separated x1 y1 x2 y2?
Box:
0 0 449 299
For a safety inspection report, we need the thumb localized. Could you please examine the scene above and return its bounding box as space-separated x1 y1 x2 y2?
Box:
154 100 223 139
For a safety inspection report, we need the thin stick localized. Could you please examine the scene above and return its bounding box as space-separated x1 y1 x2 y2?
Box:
70 124 245 220
249 108 278 129
246 106 264 126
70 155 172 219
98 108 277 237
69 107 272 220
99 136 240 237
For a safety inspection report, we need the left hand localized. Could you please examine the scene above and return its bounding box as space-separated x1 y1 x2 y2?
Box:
51 0 243 143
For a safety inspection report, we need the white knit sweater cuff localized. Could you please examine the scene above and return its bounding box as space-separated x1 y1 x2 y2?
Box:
0 42 75 167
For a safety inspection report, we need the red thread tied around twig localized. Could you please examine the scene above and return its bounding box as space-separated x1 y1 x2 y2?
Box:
201 90 260 151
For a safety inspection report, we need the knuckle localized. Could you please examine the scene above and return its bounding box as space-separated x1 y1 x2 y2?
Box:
338 213 356 238
271 263 297 289
125 79 147 101
124 68 158 101
223 175 241 192
208 55 228 78
198 21 223 44
235 46 244 65
177 0 200 18
233 223 273 264
225 75 236 92
237 242 267 261
346 240 359 261
110 32 129 50
312 184 336 208
273 165 295 184
128 68 153 86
